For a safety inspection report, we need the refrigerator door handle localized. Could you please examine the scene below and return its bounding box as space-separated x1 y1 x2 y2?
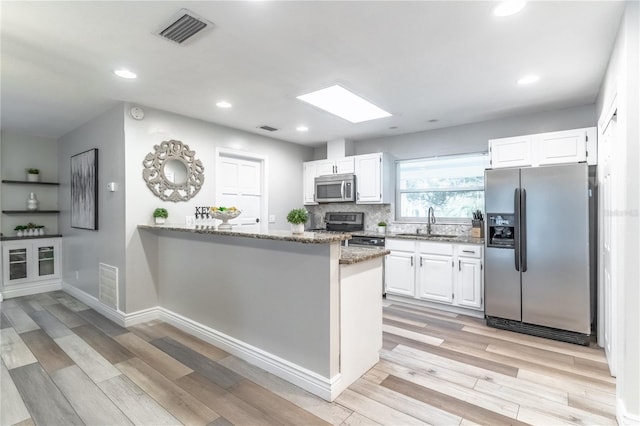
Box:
521 188 527 272
514 188 520 272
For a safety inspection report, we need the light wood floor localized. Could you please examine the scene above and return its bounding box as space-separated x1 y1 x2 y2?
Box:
0 291 616 426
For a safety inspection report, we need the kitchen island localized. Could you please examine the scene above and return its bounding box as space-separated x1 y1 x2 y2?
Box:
137 224 388 401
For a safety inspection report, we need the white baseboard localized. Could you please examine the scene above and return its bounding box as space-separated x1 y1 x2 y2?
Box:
2 281 62 300
618 398 640 426
62 282 131 327
59 284 339 401
156 307 340 401
385 294 485 318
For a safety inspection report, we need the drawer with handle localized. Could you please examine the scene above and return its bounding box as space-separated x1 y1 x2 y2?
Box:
457 244 482 258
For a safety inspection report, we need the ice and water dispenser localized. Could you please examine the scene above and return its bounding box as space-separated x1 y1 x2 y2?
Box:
487 214 515 248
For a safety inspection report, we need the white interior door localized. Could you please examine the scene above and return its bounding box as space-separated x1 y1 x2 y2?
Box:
599 111 616 376
217 152 264 233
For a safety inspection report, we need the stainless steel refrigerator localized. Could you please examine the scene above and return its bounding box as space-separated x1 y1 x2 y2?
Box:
484 163 591 345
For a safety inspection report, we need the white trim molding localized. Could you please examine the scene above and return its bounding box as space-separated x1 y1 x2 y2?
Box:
618 398 640 426
2 281 62 300
156 306 340 401
62 282 130 326
60 283 341 401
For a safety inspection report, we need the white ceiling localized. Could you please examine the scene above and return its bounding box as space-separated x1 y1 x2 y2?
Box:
1 1 625 147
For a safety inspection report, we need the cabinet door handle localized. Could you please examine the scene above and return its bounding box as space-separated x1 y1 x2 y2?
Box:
420 257 423 267
459 260 461 271
462 250 475 254
410 257 414 267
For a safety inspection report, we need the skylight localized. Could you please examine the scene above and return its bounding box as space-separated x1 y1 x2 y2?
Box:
297 85 391 123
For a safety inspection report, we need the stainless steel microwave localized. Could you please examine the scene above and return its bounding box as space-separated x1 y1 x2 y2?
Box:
314 174 356 203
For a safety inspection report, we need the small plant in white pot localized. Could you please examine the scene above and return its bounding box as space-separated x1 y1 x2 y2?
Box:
26 168 40 182
377 221 387 234
153 208 168 225
287 208 308 234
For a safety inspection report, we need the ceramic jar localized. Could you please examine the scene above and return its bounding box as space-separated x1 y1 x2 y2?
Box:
27 192 39 211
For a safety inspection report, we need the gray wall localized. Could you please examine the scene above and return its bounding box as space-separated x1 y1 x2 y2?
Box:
312 104 595 160
151 229 338 377
0 132 59 236
352 104 596 160
122 104 314 312
57 104 126 308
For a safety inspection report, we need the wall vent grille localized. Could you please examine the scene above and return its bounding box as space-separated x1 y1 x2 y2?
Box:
259 125 279 132
98 263 119 310
158 9 213 44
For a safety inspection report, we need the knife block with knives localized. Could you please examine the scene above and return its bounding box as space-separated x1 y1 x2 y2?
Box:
471 210 484 238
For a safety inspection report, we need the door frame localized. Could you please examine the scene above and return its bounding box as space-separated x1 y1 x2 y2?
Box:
215 147 269 233
597 95 619 376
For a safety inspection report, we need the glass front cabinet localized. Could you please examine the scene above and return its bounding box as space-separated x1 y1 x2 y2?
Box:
2 238 61 291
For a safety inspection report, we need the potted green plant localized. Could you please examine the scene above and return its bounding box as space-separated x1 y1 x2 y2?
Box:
153 207 169 225
377 221 387 234
14 225 27 237
286 208 309 234
26 168 40 182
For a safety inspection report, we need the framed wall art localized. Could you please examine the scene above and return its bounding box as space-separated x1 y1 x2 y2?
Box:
71 148 98 230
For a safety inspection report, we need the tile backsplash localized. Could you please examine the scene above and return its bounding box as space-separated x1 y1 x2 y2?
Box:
306 203 474 236
307 203 392 231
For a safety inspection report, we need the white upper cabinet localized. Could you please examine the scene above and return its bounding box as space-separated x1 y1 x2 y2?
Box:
303 153 393 205
489 127 596 169
489 135 533 168
303 161 320 205
317 157 355 176
354 153 394 204
536 128 594 166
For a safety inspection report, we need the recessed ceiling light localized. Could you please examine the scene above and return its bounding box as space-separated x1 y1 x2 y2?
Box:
297 84 391 123
517 74 540 85
493 0 527 17
296 126 309 132
114 69 137 79
428 119 439 123
216 101 232 108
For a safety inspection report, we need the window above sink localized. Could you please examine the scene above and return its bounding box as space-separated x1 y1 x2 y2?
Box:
396 153 488 222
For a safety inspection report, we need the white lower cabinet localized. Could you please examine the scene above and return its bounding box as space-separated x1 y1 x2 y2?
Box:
385 238 484 313
416 242 454 304
385 250 415 296
418 254 454 303
456 245 483 309
1 238 62 298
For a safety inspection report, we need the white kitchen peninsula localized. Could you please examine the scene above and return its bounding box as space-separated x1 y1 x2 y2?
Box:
137 224 387 401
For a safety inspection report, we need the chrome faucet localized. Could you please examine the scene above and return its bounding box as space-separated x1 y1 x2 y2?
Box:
427 206 436 235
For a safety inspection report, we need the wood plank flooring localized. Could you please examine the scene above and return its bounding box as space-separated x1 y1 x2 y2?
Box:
0 291 616 425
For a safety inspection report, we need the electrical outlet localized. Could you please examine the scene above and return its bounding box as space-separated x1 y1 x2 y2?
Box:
75 270 79 280
269 215 276 223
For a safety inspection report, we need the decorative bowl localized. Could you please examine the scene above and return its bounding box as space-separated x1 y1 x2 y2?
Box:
210 208 241 230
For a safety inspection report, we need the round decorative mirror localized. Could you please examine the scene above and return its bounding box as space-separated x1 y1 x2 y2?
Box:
162 159 188 185
142 140 204 202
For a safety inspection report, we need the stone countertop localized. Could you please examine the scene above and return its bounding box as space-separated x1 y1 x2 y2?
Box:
340 246 390 265
384 232 484 245
138 224 350 244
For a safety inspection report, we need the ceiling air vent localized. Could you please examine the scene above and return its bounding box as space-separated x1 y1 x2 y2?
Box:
157 9 214 45
259 125 279 132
